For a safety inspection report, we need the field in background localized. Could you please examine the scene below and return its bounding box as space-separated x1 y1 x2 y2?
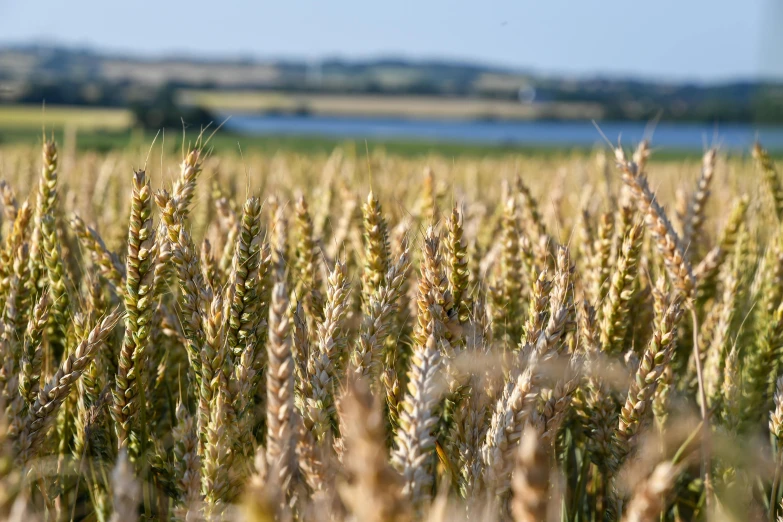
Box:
0 105 132 130
180 89 604 120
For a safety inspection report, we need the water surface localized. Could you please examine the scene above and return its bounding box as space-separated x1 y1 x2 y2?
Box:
225 114 783 151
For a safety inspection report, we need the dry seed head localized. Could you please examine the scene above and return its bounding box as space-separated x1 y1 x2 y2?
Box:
445 205 470 325
18 290 49 408
172 401 202 507
70 213 126 293
510 428 550 522
413 226 457 348
592 211 615 303
0 180 18 224
294 194 324 320
353 249 410 379
632 139 651 174
482 357 538 495
172 148 203 217
28 141 59 299
392 320 443 508
339 375 410 522
771 375 783 443
515 175 548 248
702 255 740 401
599 221 643 355
227 196 263 356
158 192 208 386
496 197 523 338
109 449 141 522
305 259 351 439
202 379 235 509
266 281 295 492
682 148 716 254
40 212 70 342
612 296 681 470
721 345 742 429
38 140 59 215
524 269 551 346
420 166 439 223
717 195 749 257
538 357 581 446
615 150 694 298
113 169 158 455
533 247 574 361
23 307 122 460
271 198 288 276
621 461 679 522
362 190 391 292
753 141 783 221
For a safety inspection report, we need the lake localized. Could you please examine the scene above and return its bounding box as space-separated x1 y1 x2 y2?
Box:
225 114 783 151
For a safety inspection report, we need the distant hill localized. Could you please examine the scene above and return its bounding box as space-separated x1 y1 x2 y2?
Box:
1 44 783 123
0 44 532 94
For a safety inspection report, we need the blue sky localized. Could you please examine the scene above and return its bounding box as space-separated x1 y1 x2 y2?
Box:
0 0 780 82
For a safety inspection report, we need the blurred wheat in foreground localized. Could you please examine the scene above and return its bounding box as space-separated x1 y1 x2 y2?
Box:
0 137 781 521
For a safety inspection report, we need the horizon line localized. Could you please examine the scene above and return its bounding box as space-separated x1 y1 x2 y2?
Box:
3 39 783 86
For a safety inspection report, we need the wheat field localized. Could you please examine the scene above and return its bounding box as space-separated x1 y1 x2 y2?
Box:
0 136 778 521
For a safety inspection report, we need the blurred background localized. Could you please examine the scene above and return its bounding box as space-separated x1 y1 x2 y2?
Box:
1 0 782 153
